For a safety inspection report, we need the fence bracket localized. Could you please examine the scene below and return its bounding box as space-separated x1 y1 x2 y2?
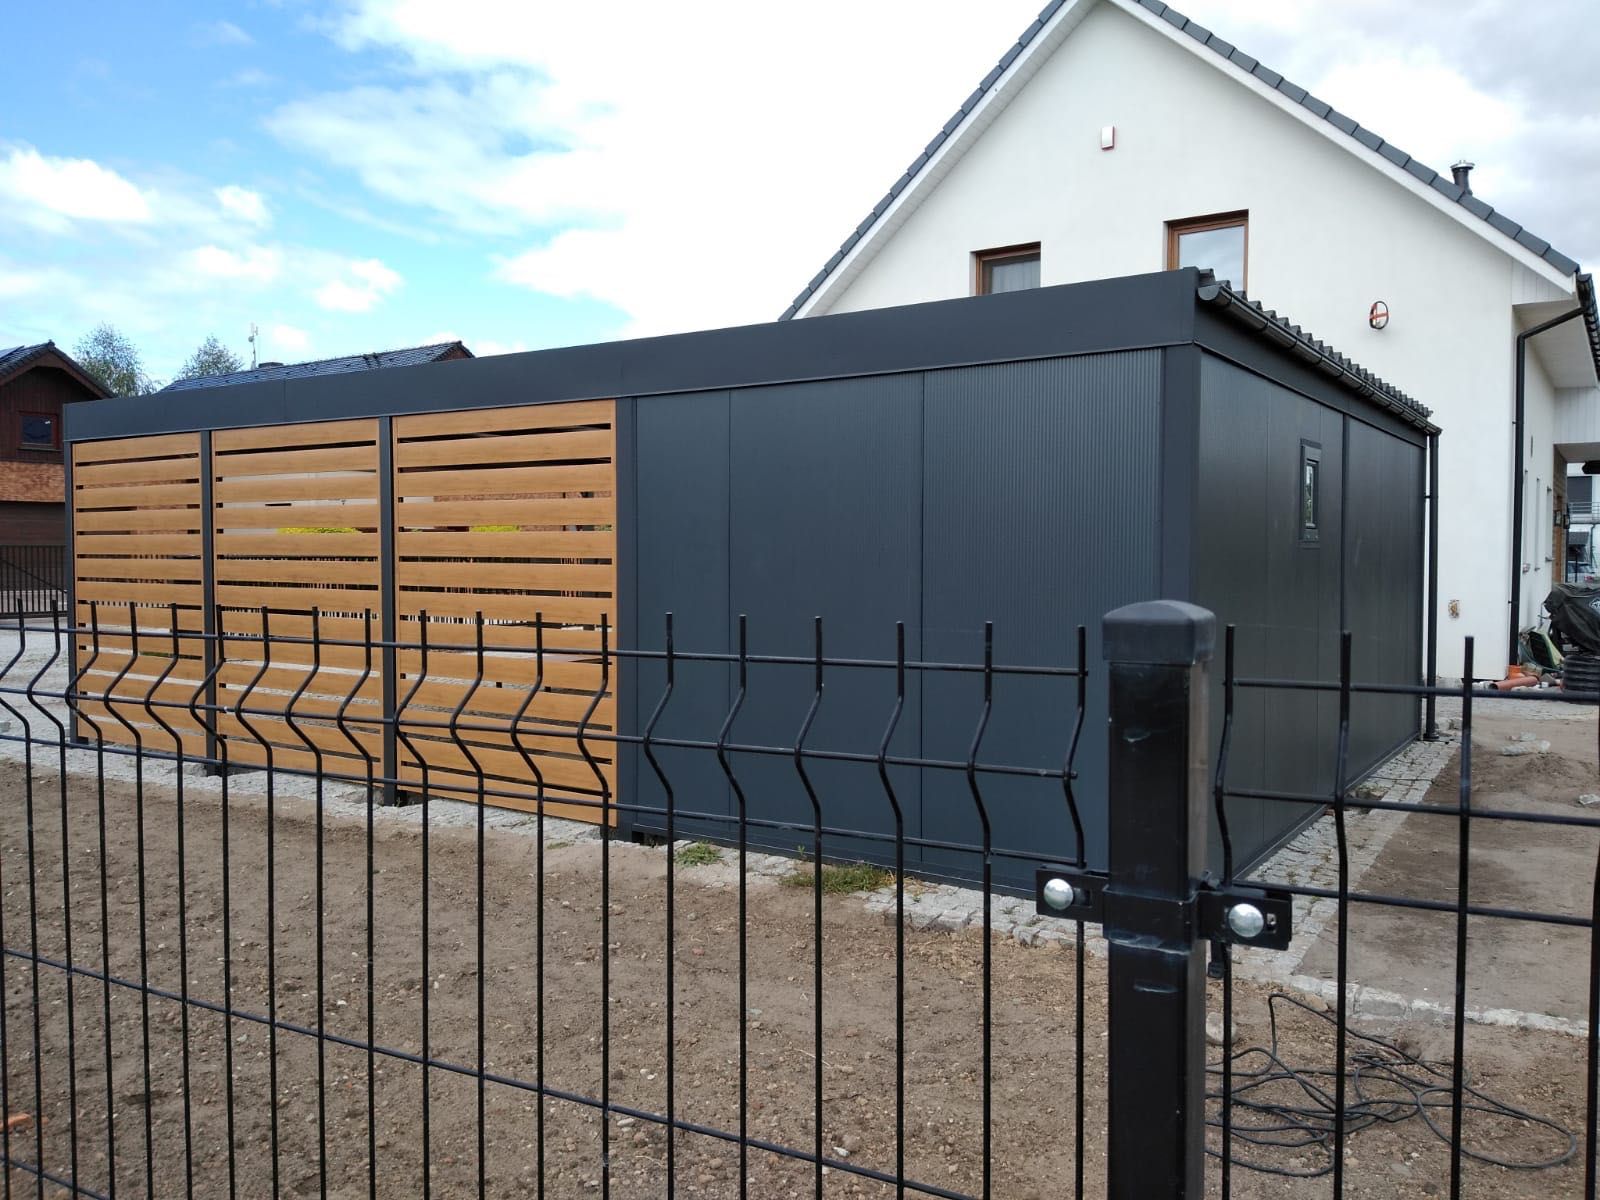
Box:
1036 868 1292 952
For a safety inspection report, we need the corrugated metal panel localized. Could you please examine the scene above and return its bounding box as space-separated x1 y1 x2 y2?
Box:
1195 354 1422 870
628 390 734 841
725 375 926 866
920 353 1163 881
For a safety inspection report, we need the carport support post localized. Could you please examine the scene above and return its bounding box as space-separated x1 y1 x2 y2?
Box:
1425 431 1440 740
1102 600 1215 1199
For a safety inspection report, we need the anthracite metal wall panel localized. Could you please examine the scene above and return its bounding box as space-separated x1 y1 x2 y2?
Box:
921 354 1163 881
724 376 926 865
1194 354 1422 870
1343 419 1425 769
629 391 734 842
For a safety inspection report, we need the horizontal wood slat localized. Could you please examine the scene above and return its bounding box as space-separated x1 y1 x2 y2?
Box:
72 434 200 465
213 419 376 453
212 445 378 479
392 462 613 499
392 399 613 437
214 474 379 505
391 496 613 529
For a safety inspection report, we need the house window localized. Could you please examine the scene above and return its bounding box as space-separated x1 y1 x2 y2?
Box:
1167 211 1248 290
18 412 57 450
974 244 1041 295
1300 441 1321 544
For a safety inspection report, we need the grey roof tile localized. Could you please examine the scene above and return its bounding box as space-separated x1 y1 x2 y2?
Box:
780 0 1593 366
1515 230 1552 256
1405 159 1438 185
159 342 470 393
1487 212 1522 238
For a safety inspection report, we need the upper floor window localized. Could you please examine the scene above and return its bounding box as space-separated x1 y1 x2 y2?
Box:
1167 211 1248 290
18 412 57 451
974 243 1041 295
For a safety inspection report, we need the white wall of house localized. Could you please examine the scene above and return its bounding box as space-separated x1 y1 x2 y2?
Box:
805 0 1590 676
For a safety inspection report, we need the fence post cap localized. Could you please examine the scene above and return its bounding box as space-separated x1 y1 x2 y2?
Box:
1102 600 1216 666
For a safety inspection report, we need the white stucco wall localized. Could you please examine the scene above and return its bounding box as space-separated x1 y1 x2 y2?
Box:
809 0 1581 677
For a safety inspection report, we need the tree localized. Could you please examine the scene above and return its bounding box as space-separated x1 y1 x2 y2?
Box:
176 334 245 382
74 324 158 396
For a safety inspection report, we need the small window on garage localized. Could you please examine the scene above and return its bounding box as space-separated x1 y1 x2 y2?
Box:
973 244 1041 295
18 412 57 450
1300 441 1321 544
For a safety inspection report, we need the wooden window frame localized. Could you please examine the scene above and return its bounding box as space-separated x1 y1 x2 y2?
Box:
972 242 1042 296
17 410 59 451
1165 211 1248 289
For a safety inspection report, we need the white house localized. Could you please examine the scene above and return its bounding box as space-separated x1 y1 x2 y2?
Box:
784 0 1600 679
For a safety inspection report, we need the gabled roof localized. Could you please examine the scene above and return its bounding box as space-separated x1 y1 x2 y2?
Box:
159 341 472 392
0 341 114 399
782 0 1596 355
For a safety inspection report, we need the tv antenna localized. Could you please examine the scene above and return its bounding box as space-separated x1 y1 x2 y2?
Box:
248 322 258 368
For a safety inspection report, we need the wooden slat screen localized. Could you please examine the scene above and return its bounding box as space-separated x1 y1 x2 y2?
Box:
68 398 619 821
390 400 617 820
210 420 386 777
71 435 207 753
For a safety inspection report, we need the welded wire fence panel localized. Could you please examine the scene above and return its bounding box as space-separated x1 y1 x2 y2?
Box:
0 602 1096 1200
1212 626 1600 1200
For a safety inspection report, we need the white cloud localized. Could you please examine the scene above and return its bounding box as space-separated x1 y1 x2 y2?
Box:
314 257 403 312
268 323 311 354
272 0 1599 337
274 0 1048 332
215 184 270 225
197 20 253 47
0 145 154 232
184 243 284 285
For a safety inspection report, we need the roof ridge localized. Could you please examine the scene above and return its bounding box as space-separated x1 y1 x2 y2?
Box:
780 0 1587 327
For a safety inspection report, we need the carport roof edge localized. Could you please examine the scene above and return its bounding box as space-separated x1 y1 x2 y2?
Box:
65 269 1436 443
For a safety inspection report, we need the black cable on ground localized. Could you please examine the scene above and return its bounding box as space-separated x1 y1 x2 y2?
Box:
1205 991 1577 1178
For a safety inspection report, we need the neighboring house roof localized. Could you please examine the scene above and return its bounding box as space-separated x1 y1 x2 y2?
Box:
0 342 114 399
159 341 472 392
780 0 1599 377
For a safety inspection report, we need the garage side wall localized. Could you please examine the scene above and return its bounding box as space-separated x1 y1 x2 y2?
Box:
1192 353 1424 870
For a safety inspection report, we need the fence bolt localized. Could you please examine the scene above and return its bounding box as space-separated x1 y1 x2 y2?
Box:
1041 877 1078 911
1225 902 1265 939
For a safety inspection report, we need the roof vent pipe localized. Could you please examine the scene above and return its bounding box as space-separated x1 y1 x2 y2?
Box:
1451 160 1475 195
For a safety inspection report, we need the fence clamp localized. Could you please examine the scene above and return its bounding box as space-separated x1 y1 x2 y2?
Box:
1036 867 1292 951
1196 883 1293 950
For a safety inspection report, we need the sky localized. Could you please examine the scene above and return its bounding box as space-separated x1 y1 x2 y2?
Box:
0 1 1596 384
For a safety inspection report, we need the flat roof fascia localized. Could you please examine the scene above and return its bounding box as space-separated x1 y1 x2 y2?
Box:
67 270 1198 443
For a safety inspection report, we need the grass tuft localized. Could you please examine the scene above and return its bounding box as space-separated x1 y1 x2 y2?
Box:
674 841 722 867
782 861 893 895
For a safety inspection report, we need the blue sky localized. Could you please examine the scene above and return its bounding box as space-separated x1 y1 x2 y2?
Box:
1 1 1594 385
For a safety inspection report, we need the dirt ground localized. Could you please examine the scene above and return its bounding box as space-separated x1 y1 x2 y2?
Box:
0 757 1592 1198
1298 708 1600 1023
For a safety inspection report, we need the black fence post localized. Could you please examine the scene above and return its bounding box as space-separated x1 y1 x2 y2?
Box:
1102 599 1215 1199
377 415 399 806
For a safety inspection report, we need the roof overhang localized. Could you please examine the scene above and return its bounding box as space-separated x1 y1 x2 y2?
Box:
0 344 113 399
